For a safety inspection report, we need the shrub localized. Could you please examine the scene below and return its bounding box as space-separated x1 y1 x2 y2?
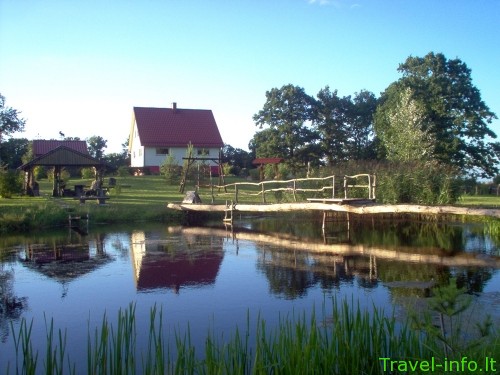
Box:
81 167 95 179
117 166 131 177
0 167 23 198
375 160 461 205
160 154 181 185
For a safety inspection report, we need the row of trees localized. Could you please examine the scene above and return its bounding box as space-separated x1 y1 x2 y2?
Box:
250 52 499 178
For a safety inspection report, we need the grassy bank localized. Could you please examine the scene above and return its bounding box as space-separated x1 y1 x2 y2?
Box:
7 297 499 375
0 176 189 232
1 175 500 233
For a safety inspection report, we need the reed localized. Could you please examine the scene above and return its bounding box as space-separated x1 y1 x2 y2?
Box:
6 297 499 375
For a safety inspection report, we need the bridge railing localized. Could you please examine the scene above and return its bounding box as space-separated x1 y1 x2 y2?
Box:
206 174 375 204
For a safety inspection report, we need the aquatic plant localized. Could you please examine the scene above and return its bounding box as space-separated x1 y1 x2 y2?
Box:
6 297 498 374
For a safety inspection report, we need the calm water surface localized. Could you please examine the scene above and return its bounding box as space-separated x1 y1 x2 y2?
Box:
1 213 499 369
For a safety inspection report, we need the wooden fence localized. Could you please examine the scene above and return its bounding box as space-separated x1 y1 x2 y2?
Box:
205 174 376 204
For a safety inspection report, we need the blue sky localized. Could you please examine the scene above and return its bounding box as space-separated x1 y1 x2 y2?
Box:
1 0 499 154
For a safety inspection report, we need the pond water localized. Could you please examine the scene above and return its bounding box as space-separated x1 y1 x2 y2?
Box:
1 213 500 370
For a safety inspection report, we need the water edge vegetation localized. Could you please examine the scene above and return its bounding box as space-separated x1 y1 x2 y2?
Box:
6 291 499 375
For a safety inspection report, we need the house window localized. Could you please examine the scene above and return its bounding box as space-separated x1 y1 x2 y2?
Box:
156 148 169 155
197 148 209 156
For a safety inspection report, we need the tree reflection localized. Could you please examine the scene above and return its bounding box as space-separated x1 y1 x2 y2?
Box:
0 267 27 343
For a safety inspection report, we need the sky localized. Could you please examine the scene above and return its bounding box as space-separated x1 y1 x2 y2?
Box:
1 0 499 154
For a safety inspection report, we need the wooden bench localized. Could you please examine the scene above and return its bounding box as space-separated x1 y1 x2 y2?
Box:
75 196 110 205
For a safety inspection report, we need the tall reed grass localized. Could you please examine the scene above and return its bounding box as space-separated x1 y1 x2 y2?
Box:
6 298 498 375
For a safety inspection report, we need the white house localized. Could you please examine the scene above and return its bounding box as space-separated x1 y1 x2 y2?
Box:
128 103 224 174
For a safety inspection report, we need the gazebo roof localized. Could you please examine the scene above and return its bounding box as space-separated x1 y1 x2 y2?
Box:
18 145 106 171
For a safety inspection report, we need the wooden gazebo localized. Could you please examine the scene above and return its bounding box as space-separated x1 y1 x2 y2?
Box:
18 145 109 197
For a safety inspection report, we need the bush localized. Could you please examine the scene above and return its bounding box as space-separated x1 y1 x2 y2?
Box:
375 160 461 205
117 166 131 177
0 167 23 198
160 155 181 185
81 167 95 179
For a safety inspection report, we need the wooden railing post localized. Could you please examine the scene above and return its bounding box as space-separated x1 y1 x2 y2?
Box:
332 175 335 198
344 176 348 199
262 182 266 203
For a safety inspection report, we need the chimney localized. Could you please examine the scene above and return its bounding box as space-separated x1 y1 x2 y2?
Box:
172 102 177 112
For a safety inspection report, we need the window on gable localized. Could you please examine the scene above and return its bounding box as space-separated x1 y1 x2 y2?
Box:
197 148 209 156
156 148 170 155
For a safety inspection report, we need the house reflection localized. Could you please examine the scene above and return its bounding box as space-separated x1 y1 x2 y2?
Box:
130 231 224 293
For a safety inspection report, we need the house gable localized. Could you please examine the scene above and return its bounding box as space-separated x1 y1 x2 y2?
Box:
129 105 224 170
132 106 224 148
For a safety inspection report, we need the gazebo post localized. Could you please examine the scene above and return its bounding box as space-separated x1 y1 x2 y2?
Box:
52 166 61 197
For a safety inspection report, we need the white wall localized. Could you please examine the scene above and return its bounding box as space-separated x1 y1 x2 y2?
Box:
129 123 144 168
144 147 220 167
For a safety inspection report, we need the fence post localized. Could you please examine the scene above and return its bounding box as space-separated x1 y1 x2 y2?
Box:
262 182 266 203
332 175 335 198
372 174 376 200
234 185 239 203
344 176 348 199
293 180 297 202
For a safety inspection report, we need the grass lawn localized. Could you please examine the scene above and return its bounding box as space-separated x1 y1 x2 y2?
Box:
458 194 500 208
2 174 500 233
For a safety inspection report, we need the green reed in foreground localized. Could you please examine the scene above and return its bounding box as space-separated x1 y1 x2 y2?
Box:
6 298 499 375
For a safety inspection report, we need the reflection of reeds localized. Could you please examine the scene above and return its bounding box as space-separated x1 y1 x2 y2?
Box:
7 298 499 374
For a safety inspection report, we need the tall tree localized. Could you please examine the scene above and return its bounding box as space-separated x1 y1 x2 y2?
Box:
375 52 498 177
0 94 26 164
0 138 29 168
314 86 350 164
377 87 434 161
87 135 107 160
314 87 377 163
346 90 377 160
253 84 317 172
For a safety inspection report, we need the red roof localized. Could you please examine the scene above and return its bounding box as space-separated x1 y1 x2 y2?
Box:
133 107 224 148
33 140 89 157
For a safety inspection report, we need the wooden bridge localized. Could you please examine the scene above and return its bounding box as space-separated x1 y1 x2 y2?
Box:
168 174 376 222
167 173 500 221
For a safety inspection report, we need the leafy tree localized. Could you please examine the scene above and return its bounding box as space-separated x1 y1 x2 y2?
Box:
103 153 129 169
0 166 23 198
87 135 107 160
0 138 29 168
221 144 252 175
0 94 26 164
314 86 351 164
346 90 377 160
376 87 434 161
375 52 498 177
160 154 180 184
253 84 318 172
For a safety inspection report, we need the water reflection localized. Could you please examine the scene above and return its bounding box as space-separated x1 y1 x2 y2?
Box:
130 230 223 293
0 216 499 367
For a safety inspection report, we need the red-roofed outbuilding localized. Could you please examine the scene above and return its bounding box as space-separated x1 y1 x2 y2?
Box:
128 103 224 174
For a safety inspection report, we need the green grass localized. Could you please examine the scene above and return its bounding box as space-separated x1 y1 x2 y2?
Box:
0 175 190 232
458 195 500 208
2 174 500 233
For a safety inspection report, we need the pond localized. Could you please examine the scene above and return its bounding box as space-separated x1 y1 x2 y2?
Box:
1 213 499 370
